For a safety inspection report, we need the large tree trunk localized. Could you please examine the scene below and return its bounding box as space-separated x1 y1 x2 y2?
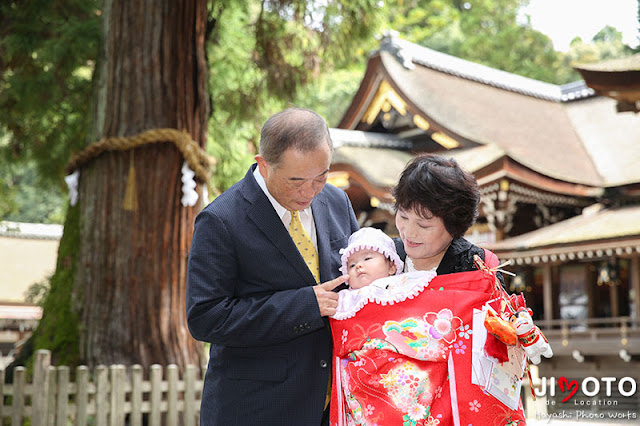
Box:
76 0 208 369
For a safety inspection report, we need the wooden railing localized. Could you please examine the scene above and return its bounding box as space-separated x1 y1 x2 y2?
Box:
535 316 640 357
536 316 640 331
0 350 203 426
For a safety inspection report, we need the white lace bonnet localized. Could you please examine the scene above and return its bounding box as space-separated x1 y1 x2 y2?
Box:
339 227 404 276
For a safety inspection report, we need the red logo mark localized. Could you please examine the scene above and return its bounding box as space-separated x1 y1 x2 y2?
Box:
558 376 579 402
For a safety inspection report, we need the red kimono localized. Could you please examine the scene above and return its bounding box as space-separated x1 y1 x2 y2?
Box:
329 269 527 426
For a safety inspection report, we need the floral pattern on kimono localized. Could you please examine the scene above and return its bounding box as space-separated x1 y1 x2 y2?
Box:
330 270 527 426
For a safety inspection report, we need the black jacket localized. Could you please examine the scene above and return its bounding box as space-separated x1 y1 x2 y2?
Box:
187 164 359 426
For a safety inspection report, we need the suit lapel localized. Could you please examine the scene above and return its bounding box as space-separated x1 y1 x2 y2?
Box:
243 166 316 285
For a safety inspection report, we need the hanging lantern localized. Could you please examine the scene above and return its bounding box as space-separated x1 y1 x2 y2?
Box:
509 275 530 293
597 261 619 286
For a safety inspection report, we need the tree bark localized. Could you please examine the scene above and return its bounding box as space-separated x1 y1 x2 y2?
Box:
76 0 208 369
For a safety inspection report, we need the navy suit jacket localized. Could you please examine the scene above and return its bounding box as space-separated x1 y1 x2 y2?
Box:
187 164 359 425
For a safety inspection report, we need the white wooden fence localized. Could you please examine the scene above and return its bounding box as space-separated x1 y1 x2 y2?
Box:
0 350 203 425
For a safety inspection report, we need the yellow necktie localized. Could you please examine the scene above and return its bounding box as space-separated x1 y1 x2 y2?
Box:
289 211 330 409
288 210 320 283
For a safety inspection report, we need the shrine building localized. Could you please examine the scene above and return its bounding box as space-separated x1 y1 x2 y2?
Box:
327 33 640 415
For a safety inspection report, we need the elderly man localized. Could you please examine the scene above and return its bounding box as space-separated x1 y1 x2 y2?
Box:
187 107 359 425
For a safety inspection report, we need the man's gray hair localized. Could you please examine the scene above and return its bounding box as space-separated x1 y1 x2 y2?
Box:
259 108 333 166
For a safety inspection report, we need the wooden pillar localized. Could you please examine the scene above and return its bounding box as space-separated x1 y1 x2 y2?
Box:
543 264 553 322
631 255 640 328
610 277 620 318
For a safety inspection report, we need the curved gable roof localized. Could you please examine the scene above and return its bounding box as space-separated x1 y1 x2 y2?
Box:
379 49 603 186
341 35 640 188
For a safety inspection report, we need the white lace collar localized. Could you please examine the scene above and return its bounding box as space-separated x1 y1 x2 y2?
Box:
331 270 437 320
405 256 438 273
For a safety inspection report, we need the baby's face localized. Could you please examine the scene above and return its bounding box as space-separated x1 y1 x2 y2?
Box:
346 249 396 289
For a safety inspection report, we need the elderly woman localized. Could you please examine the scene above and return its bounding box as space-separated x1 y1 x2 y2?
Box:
392 153 505 287
328 154 528 426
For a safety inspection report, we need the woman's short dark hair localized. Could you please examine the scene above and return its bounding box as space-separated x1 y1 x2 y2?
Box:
392 154 480 238
259 107 332 166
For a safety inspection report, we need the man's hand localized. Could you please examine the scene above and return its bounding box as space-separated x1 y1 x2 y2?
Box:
313 275 348 317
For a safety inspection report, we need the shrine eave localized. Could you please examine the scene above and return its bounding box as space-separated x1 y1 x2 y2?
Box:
488 204 640 265
474 157 602 200
574 54 640 112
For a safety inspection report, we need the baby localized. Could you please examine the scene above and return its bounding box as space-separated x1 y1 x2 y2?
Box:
333 227 435 320
339 227 404 289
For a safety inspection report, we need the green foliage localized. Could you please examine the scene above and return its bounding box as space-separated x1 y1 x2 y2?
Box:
383 0 462 45
206 0 385 193
206 1 269 192
402 0 639 85
1 0 638 370
0 160 66 223
1 0 637 210
565 26 635 66
293 68 365 127
0 0 100 186
2 0 636 374
0 0 99 225
432 0 565 84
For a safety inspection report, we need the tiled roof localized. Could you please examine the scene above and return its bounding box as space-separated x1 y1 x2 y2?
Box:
330 141 506 191
329 128 412 149
0 221 63 240
331 145 413 189
487 204 640 264
379 50 604 186
0 304 43 320
436 144 506 173
559 81 597 101
490 204 640 250
564 98 640 187
380 35 595 102
371 35 640 187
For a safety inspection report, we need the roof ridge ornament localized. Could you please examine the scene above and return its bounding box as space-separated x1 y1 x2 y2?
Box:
380 30 415 70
